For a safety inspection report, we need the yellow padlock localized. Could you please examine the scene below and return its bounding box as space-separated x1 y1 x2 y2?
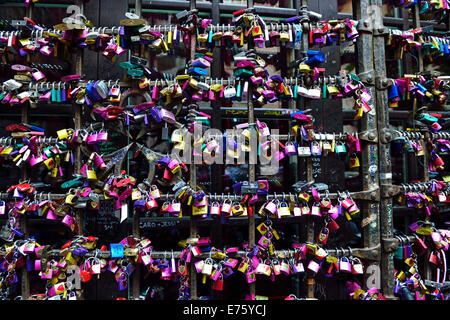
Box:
277 204 291 217
279 31 290 42
327 85 340 96
349 155 360 168
299 63 311 73
176 74 190 81
192 205 208 216
44 157 55 169
0 147 13 157
50 167 58 178
251 21 263 37
160 39 169 52
139 78 150 89
131 189 141 201
189 77 199 90
86 169 97 181
298 192 310 202
197 33 208 43
210 84 223 92
231 203 244 216
396 271 406 281
57 129 69 140
354 106 364 120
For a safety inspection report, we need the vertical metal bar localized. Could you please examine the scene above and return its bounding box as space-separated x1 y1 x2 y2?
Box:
246 0 256 299
299 0 315 299
20 2 33 301
211 0 223 193
411 2 433 283
368 0 392 299
74 0 85 300
129 1 143 301
290 0 302 298
210 0 223 301
189 0 198 301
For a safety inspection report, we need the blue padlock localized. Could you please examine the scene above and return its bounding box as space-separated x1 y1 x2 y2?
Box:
188 67 208 76
388 84 400 102
110 243 125 259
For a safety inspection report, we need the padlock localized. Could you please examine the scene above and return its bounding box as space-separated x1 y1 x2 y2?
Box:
311 141 321 156
339 257 352 273
221 199 233 216
285 142 297 156
150 185 161 199
277 202 291 218
307 260 320 273
297 146 311 157
317 227 329 244
231 202 244 216
311 203 321 216
210 202 221 216
86 168 97 181
349 154 360 168
264 201 278 216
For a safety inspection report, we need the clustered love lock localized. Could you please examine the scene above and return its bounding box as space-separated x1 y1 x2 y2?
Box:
0 0 448 303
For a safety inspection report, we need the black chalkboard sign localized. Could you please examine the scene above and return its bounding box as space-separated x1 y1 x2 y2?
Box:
98 132 126 156
84 200 121 239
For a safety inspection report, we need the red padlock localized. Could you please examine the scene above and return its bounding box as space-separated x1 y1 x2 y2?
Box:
212 279 224 291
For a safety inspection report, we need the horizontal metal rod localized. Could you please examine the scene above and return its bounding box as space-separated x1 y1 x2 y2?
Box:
2 246 375 260
337 13 449 31
132 0 299 17
0 188 379 202
0 72 355 92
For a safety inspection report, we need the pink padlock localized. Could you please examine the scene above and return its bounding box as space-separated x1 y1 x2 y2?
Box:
307 260 320 273
210 202 221 216
35 260 41 271
87 132 98 144
167 158 180 171
28 155 39 167
291 205 301 217
38 91 51 102
248 194 258 205
263 201 277 215
311 204 322 216
221 199 233 217
40 46 53 56
96 131 108 143
94 154 106 170
161 109 176 123
293 262 304 273
191 246 202 257
284 142 297 156
341 198 354 209
46 210 58 220
61 214 75 228
344 82 359 95
339 257 352 273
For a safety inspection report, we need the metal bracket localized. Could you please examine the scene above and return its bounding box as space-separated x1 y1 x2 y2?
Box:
373 27 389 37
379 128 393 144
356 19 373 33
349 187 380 201
424 280 450 291
375 76 394 90
359 129 378 143
353 244 381 261
382 237 399 253
382 235 416 253
381 184 402 198
357 70 375 86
